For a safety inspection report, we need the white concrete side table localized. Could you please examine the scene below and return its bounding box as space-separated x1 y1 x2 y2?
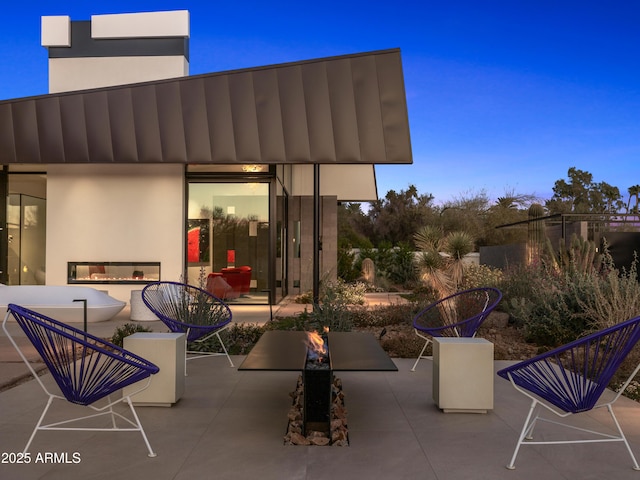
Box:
123 332 185 406
130 289 159 321
432 337 494 413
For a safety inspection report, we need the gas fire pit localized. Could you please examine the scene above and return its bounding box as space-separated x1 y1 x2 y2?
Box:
238 330 398 445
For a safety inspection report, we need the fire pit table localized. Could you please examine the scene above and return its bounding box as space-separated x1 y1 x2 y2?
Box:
239 330 397 442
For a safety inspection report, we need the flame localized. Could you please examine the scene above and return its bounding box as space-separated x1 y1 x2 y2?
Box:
306 330 327 356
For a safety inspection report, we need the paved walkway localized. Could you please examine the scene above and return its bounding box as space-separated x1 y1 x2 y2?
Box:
2 293 640 479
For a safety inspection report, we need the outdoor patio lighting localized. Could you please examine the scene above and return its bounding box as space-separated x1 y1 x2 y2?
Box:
242 164 263 173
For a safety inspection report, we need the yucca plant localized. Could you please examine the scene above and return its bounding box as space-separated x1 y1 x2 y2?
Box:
413 225 442 252
413 226 475 296
417 250 451 296
442 231 475 288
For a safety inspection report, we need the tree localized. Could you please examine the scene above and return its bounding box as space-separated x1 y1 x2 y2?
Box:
494 188 540 210
437 190 489 241
627 185 640 214
484 189 538 246
546 167 593 213
337 202 373 249
546 167 624 214
591 181 624 214
366 185 437 247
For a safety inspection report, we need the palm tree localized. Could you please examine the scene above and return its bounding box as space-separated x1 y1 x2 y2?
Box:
627 185 640 214
495 196 518 210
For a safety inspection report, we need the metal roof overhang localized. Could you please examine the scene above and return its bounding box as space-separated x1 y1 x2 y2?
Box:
0 49 412 166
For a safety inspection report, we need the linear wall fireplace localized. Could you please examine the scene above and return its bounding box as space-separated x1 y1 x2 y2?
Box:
68 262 160 285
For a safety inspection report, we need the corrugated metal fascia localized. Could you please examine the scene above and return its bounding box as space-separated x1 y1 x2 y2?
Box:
0 49 412 165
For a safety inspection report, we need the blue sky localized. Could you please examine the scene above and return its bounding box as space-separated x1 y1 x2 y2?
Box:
1 2 639 205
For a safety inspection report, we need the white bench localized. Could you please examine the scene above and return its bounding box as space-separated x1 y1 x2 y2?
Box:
0 285 125 323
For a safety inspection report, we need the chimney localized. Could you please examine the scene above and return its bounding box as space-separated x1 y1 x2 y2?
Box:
41 10 190 93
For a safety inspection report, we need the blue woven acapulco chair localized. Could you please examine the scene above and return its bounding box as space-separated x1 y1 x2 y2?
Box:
142 281 234 371
410 287 503 371
2 304 159 457
497 315 640 471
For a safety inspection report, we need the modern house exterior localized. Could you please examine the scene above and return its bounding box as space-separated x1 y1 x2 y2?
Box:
0 10 412 305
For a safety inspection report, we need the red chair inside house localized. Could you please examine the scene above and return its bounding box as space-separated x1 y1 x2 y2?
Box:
206 273 239 300
221 266 252 297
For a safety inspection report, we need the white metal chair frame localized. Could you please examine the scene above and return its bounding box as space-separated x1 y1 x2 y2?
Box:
503 368 640 470
2 305 158 457
498 314 640 471
141 281 235 374
411 287 501 372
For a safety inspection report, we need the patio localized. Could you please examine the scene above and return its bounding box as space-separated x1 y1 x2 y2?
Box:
2 300 640 479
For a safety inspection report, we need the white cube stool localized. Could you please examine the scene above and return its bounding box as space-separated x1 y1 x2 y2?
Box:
432 337 494 413
123 332 185 406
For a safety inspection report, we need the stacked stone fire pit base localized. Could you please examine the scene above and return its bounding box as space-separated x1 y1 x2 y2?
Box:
284 374 349 446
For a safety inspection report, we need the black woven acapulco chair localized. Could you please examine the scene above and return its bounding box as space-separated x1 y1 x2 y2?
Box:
498 315 640 471
142 281 234 370
410 287 502 371
2 304 159 457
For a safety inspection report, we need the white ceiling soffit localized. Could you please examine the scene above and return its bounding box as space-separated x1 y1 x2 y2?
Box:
291 164 377 201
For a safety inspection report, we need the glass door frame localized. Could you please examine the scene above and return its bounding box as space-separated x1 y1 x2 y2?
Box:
185 169 279 305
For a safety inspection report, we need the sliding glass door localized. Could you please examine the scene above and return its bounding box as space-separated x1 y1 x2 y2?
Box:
187 182 269 304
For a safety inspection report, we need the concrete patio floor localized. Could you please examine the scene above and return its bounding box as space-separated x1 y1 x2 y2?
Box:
2 296 640 479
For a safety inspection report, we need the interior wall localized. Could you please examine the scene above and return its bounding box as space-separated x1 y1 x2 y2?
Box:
45 164 184 302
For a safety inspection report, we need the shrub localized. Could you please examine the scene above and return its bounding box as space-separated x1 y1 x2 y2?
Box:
303 299 353 333
111 323 153 347
577 251 640 330
380 334 424 358
321 278 367 305
346 243 418 289
460 263 503 290
293 291 313 304
499 242 639 348
191 323 266 355
350 303 416 329
499 262 591 347
337 246 360 282
386 242 419 287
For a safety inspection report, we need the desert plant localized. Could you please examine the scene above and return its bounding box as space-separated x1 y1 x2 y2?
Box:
442 231 475 287
460 263 503 290
320 278 367 305
310 282 357 332
191 322 265 355
541 234 601 275
414 225 475 295
499 234 617 347
350 302 416 329
499 260 591 347
527 203 546 264
111 323 153 347
337 245 360 282
577 250 640 330
386 242 418 287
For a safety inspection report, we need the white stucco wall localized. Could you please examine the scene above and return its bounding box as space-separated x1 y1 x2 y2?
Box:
48 57 189 93
44 10 190 93
45 164 185 302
